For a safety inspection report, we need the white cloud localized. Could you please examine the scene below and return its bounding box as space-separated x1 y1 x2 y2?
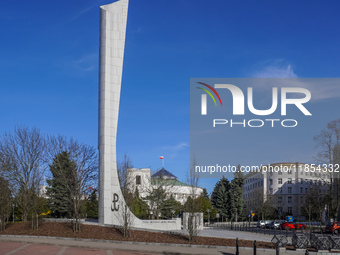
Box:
252 60 297 78
73 54 97 72
161 142 189 159
251 60 340 100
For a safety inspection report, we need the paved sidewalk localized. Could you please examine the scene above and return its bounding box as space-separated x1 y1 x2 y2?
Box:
0 241 156 255
199 228 274 242
0 235 324 255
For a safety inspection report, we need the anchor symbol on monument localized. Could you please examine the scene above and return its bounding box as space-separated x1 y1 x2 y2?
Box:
111 193 119 211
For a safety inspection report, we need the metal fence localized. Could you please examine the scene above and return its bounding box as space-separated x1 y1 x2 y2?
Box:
221 225 340 254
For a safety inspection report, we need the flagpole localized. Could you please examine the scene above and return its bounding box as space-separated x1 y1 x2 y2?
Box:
160 156 164 168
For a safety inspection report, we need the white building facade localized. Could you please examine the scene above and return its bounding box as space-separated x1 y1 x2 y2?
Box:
243 162 331 220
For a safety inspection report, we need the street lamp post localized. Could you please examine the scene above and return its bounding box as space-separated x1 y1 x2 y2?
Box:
12 204 15 223
207 209 211 225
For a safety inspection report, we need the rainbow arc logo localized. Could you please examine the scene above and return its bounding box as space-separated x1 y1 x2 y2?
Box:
197 82 222 115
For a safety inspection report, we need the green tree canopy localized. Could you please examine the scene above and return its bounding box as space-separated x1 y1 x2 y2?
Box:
130 188 149 219
161 195 182 218
84 190 98 219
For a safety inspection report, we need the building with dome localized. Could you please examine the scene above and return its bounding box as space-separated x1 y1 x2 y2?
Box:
127 167 203 205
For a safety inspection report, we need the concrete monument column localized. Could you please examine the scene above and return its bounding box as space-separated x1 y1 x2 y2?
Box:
98 0 180 230
98 0 129 226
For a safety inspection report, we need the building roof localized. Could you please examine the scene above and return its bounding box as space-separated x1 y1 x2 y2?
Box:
151 168 177 179
151 178 190 187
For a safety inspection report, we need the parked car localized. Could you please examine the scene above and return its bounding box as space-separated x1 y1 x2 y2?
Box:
265 221 272 228
280 222 306 230
257 220 271 228
325 222 340 234
269 221 281 229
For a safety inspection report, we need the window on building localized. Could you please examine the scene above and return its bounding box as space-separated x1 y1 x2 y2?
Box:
288 207 292 213
288 197 292 203
270 179 273 185
278 197 282 203
288 187 292 193
305 188 307 193
278 178 282 184
300 187 303 193
288 178 292 184
136 175 141 185
288 169 292 175
278 207 283 213
270 188 273 194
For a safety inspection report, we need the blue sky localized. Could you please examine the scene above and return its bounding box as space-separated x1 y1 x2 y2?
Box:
1 0 340 193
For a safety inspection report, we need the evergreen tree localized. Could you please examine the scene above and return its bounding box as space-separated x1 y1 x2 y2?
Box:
201 188 210 201
84 191 98 219
46 151 75 218
130 188 149 219
211 176 230 221
230 166 245 222
211 178 223 209
217 178 231 220
161 195 182 219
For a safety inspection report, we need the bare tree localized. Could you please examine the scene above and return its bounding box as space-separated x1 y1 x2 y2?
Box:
0 176 12 231
0 127 48 222
47 135 98 232
184 161 202 242
302 187 327 224
117 154 134 201
314 119 340 220
117 154 134 237
257 195 276 220
117 200 135 237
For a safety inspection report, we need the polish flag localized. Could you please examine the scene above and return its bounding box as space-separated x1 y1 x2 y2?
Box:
159 156 164 159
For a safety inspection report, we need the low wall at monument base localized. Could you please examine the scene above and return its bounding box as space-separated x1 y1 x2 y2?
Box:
99 218 181 231
137 218 181 231
43 218 86 223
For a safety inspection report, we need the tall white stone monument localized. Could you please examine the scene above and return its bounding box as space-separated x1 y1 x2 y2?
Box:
98 0 180 230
